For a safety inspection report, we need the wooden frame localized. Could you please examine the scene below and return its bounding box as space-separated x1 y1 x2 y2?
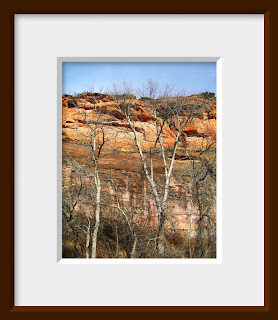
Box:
3 2 274 316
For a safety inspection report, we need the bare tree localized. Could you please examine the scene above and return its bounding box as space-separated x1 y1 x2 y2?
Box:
109 81 203 256
178 134 216 258
137 78 160 99
109 176 138 258
66 92 109 258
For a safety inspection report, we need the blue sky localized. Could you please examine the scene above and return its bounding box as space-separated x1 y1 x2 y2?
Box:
62 62 216 96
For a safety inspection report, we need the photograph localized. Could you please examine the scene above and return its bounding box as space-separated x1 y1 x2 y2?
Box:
7 9 268 311
62 62 217 259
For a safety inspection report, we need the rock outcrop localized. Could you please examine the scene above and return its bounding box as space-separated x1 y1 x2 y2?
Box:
62 93 216 231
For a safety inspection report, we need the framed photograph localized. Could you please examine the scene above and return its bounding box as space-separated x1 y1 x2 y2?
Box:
59 58 219 262
6 8 272 314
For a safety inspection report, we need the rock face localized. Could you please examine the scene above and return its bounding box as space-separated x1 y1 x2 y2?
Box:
62 93 216 232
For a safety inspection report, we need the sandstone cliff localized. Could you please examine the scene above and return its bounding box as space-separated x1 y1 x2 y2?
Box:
62 93 216 232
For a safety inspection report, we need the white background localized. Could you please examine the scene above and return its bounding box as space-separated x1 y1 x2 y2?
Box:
15 14 264 306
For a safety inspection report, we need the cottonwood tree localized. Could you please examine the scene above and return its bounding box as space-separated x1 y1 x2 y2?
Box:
65 92 113 258
109 177 138 258
62 159 91 258
100 172 160 258
110 80 204 256
178 133 216 258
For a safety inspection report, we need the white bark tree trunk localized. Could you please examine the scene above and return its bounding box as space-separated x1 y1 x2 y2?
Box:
188 181 194 258
92 169 101 259
130 233 137 258
85 219 91 259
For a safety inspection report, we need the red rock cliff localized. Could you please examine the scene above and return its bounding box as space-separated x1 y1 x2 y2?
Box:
62 93 216 231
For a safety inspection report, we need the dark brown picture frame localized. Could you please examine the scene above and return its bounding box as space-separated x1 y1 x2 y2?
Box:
3 2 275 317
